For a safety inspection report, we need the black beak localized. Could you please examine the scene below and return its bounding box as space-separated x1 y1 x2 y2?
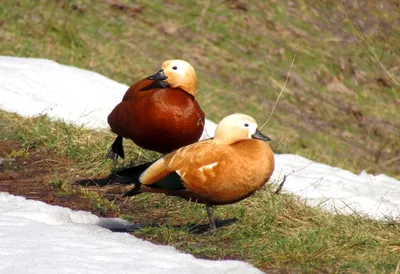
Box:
251 129 271 141
140 69 169 91
147 69 167 81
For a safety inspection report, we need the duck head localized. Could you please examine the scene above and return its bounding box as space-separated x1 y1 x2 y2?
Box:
213 113 271 145
147 60 197 96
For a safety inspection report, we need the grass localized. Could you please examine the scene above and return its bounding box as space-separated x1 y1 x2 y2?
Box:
1 109 400 273
82 189 119 216
0 0 399 178
1 0 400 272
49 176 68 190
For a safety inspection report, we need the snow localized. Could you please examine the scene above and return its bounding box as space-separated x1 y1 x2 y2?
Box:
0 193 261 274
271 154 400 220
0 56 399 273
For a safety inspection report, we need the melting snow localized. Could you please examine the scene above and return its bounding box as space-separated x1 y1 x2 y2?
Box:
0 193 261 274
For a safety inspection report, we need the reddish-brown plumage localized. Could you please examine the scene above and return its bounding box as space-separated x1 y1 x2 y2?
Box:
106 60 205 162
108 78 205 153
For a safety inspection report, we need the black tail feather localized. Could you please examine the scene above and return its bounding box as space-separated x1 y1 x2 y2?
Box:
105 136 125 164
123 185 143 197
115 162 156 196
116 161 154 177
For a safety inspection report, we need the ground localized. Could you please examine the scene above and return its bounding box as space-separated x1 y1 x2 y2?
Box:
0 139 231 232
1 116 400 273
0 139 255 265
0 140 111 215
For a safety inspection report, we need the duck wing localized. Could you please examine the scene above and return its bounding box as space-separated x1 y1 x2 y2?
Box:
140 140 224 185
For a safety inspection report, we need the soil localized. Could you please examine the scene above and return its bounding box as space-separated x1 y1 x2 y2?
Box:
0 139 117 217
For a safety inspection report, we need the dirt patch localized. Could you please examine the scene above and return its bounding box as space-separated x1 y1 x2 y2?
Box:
0 140 116 216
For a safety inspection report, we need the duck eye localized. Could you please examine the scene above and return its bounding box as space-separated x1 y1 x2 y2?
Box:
244 123 249 127
172 66 178 70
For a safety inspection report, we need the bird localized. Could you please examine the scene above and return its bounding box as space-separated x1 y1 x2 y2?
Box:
106 60 205 163
121 113 275 230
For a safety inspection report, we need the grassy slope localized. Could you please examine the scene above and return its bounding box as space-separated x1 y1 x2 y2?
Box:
1 0 399 177
1 0 400 272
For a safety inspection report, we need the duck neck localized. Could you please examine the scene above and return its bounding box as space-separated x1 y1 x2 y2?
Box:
213 130 240 145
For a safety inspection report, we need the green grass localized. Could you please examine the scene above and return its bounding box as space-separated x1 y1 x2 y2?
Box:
0 0 399 178
1 0 400 272
1 109 400 273
49 176 68 191
82 189 119 216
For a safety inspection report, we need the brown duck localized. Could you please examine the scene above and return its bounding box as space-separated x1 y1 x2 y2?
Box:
106 60 205 163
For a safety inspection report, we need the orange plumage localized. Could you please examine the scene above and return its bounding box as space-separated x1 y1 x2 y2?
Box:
122 113 275 230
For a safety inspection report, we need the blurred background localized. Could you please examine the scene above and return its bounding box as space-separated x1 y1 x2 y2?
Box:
1 0 399 178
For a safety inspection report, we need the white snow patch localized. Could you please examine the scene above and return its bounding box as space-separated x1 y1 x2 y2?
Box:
270 154 400 220
0 193 262 274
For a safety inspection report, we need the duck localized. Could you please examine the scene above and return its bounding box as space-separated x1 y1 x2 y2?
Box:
122 113 275 230
106 60 205 163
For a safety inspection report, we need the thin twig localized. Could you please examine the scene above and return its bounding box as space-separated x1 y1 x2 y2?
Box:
379 28 399 60
195 0 211 30
276 150 328 195
293 150 328 174
260 54 296 130
28 159 63 166
339 199 363 218
275 175 287 194
341 2 400 87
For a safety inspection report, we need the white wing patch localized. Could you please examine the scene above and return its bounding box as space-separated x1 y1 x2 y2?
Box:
198 162 218 172
176 170 186 178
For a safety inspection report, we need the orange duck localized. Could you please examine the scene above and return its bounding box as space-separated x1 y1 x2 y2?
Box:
106 60 205 163
122 113 275 230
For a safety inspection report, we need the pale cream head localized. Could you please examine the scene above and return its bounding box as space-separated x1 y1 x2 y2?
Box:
213 113 259 145
161 60 197 97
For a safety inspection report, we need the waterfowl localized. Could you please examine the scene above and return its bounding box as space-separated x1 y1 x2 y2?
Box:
106 60 205 163
122 113 275 230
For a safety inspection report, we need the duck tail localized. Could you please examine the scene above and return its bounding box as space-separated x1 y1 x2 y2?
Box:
123 185 143 197
105 136 125 163
116 161 154 177
114 161 156 197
